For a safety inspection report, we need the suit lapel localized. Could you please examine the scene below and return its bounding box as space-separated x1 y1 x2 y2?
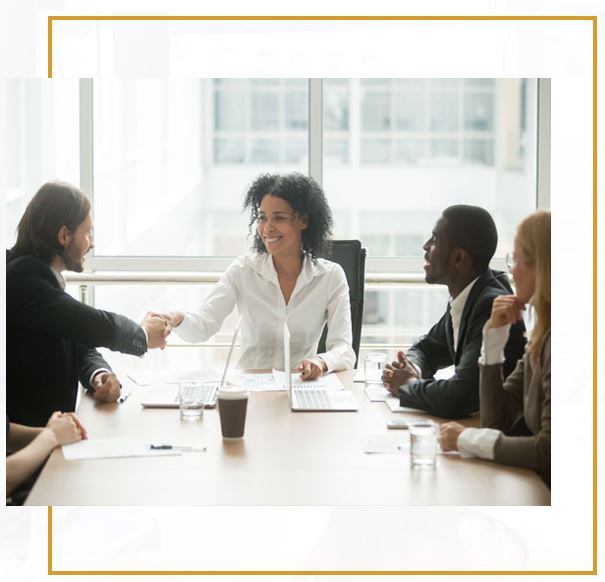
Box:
445 303 456 361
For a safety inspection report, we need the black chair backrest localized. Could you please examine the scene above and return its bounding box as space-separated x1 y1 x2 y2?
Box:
317 240 366 368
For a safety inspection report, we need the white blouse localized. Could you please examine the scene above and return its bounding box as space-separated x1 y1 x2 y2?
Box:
175 252 356 372
457 323 513 459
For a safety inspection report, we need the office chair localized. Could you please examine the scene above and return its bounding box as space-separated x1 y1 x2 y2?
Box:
317 240 366 368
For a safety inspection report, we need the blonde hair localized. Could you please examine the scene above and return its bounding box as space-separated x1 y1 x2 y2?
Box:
516 210 551 362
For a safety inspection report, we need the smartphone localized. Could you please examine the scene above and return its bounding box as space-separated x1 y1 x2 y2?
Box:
386 419 410 429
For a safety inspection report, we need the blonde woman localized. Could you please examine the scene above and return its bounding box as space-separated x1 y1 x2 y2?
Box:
439 210 551 486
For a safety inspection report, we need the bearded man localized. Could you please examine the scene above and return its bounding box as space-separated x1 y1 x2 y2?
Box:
6 181 169 426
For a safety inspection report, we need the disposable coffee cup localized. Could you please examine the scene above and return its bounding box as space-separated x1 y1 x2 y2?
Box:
217 386 249 440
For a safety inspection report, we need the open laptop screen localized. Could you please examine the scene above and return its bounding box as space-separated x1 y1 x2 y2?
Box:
284 322 292 405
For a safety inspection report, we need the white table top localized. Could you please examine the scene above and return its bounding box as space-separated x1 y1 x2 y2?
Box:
25 370 550 506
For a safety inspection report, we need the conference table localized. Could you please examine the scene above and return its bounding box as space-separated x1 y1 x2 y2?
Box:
25 370 550 506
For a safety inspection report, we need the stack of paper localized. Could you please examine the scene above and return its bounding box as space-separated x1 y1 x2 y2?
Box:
385 397 426 414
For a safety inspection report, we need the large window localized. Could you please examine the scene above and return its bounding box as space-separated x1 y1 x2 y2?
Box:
324 78 536 259
3 78 542 351
92 79 309 257
213 79 308 165
3 79 80 244
321 79 537 343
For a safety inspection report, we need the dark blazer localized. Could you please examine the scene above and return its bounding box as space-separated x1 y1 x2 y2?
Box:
480 330 551 486
6 249 147 427
399 269 527 419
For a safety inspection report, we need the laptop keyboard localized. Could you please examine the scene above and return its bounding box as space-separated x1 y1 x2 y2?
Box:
294 389 331 409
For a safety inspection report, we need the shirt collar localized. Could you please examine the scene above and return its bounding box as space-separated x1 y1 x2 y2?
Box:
250 252 326 285
50 266 66 290
448 276 479 318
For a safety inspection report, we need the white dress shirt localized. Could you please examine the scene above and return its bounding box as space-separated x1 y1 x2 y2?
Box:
175 252 356 372
405 277 480 380
448 276 479 351
457 322 513 459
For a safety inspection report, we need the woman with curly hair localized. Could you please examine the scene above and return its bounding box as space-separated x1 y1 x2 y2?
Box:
161 173 355 379
439 210 551 486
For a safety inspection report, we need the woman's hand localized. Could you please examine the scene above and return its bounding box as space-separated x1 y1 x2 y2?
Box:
44 412 86 447
65 412 88 440
297 357 327 380
487 295 525 328
152 311 184 328
438 422 466 452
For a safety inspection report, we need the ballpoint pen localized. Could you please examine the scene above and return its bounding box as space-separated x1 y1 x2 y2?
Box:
149 444 207 452
118 389 132 404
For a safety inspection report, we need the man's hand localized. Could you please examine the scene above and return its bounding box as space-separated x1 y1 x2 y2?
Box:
487 295 525 329
438 422 466 452
296 357 326 381
91 372 121 402
381 350 420 394
141 312 172 349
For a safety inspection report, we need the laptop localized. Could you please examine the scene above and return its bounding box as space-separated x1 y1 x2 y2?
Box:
140 316 242 409
283 323 358 412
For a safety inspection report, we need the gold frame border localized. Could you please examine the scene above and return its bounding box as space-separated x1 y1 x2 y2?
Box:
45 14 598 576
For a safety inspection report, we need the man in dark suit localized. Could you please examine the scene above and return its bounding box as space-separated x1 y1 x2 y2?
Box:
382 205 526 419
6 181 170 427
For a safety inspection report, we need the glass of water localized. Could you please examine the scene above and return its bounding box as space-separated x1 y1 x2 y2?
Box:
179 381 205 421
408 420 437 468
364 352 387 384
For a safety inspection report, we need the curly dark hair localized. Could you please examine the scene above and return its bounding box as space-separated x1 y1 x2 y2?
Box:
243 173 333 259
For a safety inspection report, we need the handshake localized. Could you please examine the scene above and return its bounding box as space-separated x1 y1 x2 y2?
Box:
140 311 185 350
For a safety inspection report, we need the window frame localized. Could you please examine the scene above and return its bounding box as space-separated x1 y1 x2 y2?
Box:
79 78 550 276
